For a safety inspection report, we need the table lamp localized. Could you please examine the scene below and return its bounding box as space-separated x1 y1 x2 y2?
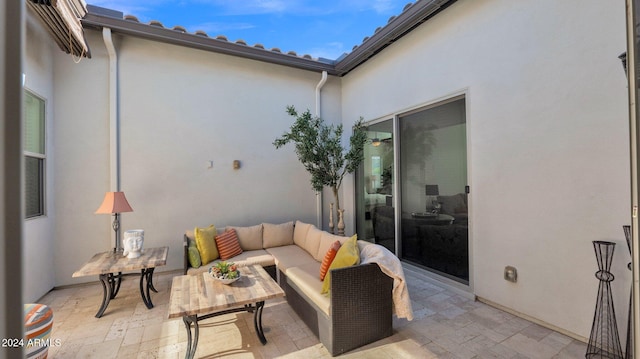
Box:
96 191 133 252
425 184 440 213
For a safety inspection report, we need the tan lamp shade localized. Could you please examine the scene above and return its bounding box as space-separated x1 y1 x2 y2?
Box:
95 192 133 214
425 185 440 196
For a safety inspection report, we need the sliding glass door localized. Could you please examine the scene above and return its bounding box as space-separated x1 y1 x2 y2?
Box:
356 97 469 284
399 97 468 283
355 119 395 253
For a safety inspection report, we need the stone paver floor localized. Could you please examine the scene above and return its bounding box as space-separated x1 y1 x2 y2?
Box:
39 266 587 358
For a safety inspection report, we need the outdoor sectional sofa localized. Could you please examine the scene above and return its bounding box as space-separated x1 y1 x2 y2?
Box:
182 220 395 356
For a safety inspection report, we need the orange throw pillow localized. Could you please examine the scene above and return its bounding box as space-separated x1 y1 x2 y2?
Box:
215 229 243 260
319 240 341 280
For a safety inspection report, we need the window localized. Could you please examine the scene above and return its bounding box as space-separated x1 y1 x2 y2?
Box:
24 90 45 218
371 156 381 189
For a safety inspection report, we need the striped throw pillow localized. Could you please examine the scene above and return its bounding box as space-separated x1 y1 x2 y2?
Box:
215 229 243 260
322 234 359 294
319 240 341 280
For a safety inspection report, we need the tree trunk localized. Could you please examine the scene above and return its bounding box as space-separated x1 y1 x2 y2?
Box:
332 186 340 228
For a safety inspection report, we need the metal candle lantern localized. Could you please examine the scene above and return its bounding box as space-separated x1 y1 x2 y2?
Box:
586 241 623 359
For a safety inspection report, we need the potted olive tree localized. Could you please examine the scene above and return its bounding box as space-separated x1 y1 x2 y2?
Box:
274 106 367 234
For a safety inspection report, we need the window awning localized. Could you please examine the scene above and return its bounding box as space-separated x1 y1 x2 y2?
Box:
27 0 91 58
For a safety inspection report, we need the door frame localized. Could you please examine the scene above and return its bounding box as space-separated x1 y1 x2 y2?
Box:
359 89 474 292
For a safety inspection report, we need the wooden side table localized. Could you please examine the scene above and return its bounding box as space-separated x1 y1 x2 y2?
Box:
73 246 168 318
169 265 284 359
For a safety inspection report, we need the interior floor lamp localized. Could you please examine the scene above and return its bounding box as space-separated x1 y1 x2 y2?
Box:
96 192 134 252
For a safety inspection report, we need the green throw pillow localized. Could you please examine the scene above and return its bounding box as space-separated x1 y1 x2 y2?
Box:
187 245 202 268
321 234 360 294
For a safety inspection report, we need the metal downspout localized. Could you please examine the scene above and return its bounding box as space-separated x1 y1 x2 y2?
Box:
625 1 640 357
315 71 328 228
102 27 118 191
102 27 122 248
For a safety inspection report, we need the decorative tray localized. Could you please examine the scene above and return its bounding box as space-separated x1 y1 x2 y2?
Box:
411 212 437 218
209 267 241 285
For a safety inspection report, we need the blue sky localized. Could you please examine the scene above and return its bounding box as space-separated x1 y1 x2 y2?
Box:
87 0 412 59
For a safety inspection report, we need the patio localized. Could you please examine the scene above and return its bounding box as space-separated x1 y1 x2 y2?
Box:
40 267 586 358
11 1 630 355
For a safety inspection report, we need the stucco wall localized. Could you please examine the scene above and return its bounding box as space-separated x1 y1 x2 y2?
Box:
23 12 56 302
51 30 339 286
341 0 629 339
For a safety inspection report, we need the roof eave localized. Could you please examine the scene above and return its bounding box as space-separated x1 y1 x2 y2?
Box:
334 0 457 76
81 12 338 75
80 0 457 77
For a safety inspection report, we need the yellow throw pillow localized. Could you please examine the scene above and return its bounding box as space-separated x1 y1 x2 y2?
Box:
321 234 359 294
195 225 219 265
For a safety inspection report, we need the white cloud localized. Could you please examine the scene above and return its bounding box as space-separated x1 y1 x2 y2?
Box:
190 0 294 15
371 0 396 14
300 41 347 60
89 0 404 19
87 0 160 16
187 22 255 35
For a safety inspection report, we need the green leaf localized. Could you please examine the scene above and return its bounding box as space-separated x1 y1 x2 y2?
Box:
273 106 366 210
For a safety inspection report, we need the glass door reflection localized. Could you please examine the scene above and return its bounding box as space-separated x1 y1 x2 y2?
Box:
356 119 395 253
399 98 468 283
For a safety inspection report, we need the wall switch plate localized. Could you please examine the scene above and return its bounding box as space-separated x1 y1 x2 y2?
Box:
504 266 517 282
206 160 213 169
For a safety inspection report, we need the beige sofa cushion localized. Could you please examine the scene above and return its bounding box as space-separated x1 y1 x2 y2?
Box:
286 262 329 315
293 220 313 248
262 221 294 248
227 224 263 250
186 249 274 275
227 250 275 267
265 245 317 273
304 226 323 258
315 231 346 262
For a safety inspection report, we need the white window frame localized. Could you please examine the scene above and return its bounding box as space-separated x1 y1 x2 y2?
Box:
24 89 46 219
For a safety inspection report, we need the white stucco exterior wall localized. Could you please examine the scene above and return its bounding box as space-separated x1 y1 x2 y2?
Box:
51 30 340 286
23 12 56 302
341 0 628 339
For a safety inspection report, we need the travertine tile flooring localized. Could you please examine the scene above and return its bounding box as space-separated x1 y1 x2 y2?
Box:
39 267 587 358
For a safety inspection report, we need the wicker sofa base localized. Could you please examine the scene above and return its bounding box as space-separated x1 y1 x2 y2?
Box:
280 263 393 356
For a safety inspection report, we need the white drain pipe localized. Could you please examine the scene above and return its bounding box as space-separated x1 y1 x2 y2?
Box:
315 71 328 228
102 27 119 192
102 27 122 249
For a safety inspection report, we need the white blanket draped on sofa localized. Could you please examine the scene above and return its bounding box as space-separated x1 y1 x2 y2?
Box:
360 243 414 321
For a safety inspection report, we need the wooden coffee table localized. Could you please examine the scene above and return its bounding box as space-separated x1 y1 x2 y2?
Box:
72 246 168 318
168 265 285 359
